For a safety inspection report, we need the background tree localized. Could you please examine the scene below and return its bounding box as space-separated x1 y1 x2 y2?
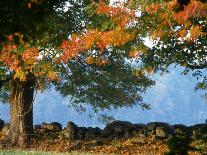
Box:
105 0 207 95
140 0 207 96
0 0 153 147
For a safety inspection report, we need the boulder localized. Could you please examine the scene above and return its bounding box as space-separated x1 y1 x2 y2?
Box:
66 121 79 140
41 122 62 132
102 120 134 138
60 128 70 139
132 124 147 138
34 125 42 133
40 122 48 133
133 123 147 131
189 124 207 140
173 124 189 136
147 122 171 131
34 125 41 130
156 126 174 138
77 127 88 139
147 122 174 137
86 127 101 139
0 119 5 130
50 122 62 132
137 131 147 138
189 123 207 133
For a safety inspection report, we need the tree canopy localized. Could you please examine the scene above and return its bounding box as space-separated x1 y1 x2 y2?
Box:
0 0 206 112
60 0 206 87
138 0 207 93
135 1 206 73
0 0 154 110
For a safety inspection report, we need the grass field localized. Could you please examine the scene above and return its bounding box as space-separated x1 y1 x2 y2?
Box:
0 151 105 155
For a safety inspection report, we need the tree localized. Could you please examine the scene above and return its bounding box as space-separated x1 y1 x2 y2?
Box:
0 0 91 147
0 0 87 147
139 0 207 95
0 0 153 147
104 0 206 94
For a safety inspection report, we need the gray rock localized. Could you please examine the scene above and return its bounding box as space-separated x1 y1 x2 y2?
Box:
86 127 101 139
34 124 43 134
133 123 147 131
102 120 134 138
147 122 171 131
148 122 173 131
41 122 47 126
147 122 174 138
77 127 88 139
189 124 207 133
34 125 41 130
40 122 48 132
173 124 189 136
189 124 207 140
0 119 5 130
66 121 79 140
41 122 62 132
132 123 147 137
50 122 62 132
60 128 70 139
156 126 170 138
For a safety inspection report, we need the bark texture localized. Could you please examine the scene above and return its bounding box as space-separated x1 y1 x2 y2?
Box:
10 75 35 147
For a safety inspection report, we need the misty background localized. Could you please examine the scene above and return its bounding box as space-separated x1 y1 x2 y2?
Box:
0 66 207 128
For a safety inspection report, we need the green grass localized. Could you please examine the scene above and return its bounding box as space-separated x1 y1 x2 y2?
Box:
0 151 105 155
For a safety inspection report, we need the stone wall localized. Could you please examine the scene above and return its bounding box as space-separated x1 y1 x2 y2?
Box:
1 119 207 142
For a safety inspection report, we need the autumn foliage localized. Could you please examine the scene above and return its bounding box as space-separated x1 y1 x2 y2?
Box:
60 28 137 62
60 1 138 64
60 0 206 65
0 0 206 81
96 1 136 27
0 33 59 82
0 34 38 80
146 0 206 41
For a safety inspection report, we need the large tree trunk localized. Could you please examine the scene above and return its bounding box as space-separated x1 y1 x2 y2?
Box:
9 75 35 147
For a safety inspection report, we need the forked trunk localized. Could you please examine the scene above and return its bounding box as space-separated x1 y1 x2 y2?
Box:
10 75 35 147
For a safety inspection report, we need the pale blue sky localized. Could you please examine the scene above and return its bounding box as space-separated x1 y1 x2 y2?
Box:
0 66 206 128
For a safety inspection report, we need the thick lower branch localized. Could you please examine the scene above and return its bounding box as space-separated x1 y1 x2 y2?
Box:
186 63 207 70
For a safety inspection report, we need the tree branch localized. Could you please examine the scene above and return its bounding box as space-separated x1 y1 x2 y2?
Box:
186 63 207 70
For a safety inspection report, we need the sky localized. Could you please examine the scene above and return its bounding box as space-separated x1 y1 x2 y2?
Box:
0 66 206 128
